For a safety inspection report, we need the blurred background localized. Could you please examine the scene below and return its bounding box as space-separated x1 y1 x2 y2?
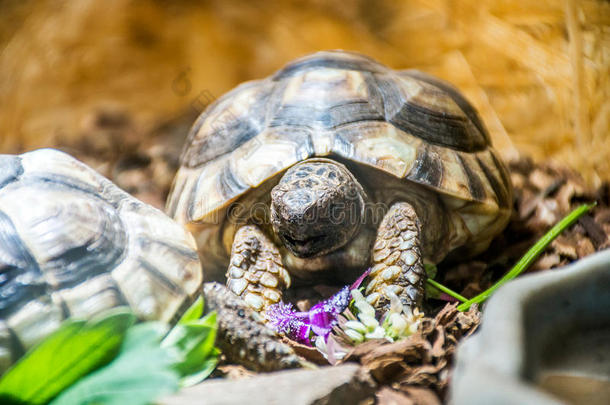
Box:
0 0 608 193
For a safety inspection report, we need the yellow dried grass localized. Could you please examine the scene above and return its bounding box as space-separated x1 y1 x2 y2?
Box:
0 0 608 185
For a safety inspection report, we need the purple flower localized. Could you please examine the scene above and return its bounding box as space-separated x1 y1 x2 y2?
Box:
266 301 312 345
266 268 370 345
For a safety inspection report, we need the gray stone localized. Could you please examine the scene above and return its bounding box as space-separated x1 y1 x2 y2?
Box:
450 249 610 405
159 364 376 405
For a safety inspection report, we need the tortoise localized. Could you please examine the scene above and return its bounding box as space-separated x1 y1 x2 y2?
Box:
0 148 202 373
167 50 512 314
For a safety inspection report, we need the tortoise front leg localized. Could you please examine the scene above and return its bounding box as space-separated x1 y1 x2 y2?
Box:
227 225 291 312
366 202 426 310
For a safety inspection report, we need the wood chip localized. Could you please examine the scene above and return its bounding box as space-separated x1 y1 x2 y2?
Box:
377 387 415 405
578 215 607 248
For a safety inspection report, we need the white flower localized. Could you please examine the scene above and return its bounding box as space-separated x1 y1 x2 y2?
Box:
387 312 407 337
364 326 386 340
344 329 365 343
344 320 367 334
327 283 425 353
358 313 379 329
351 289 376 317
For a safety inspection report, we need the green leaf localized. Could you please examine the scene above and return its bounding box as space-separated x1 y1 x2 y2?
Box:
424 263 438 279
424 263 466 302
178 296 204 325
163 311 219 387
425 278 468 303
425 283 442 300
120 322 169 353
51 369 178 405
0 309 135 405
179 351 219 388
50 321 180 405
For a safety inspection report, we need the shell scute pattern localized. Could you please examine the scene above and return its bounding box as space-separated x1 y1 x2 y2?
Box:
271 68 385 130
0 210 42 317
376 71 488 152
170 51 509 226
0 149 202 372
0 156 23 189
183 80 273 168
0 181 126 311
399 70 491 144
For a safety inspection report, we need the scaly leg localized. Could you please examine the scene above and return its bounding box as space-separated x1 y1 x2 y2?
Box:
227 225 291 312
203 282 307 371
366 202 425 310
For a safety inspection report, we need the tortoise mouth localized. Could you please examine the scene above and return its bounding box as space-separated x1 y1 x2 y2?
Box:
281 233 328 257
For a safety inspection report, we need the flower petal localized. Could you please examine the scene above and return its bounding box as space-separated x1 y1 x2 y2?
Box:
266 302 312 345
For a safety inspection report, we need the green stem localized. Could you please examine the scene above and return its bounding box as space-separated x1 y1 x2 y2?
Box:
426 278 468 303
457 203 596 311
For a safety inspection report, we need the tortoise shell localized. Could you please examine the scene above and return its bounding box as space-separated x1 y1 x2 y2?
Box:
167 51 512 280
0 149 202 372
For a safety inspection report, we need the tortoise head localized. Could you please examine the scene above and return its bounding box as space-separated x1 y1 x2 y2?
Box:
270 158 365 258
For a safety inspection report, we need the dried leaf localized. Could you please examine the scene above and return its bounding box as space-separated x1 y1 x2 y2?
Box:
531 253 562 271
576 238 595 258
215 365 256 380
280 337 329 366
399 386 441 405
377 387 414 405
429 328 445 358
551 236 578 259
578 215 607 247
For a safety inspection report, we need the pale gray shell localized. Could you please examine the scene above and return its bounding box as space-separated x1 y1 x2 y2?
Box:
0 149 202 372
167 51 512 277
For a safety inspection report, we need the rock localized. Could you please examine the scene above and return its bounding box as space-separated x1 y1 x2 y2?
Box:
450 250 610 405
159 364 376 405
